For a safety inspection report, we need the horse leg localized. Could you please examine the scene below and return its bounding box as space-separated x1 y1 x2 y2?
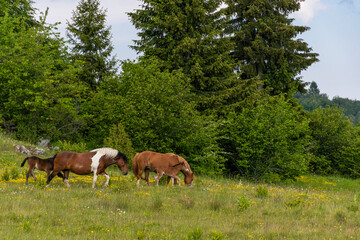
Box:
25 170 31 184
99 171 110 188
30 169 37 182
46 171 58 184
168 174 181 186
145 169 150 186
92 172 98 188
154 172 164 186
166 176 172 185
136 168 145 187
63 170 70 188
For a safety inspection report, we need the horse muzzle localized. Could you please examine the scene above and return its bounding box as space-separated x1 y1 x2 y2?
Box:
122 171 128 175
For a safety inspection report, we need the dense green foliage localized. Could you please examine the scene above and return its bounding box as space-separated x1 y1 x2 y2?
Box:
1 0 359 181
220 96 310 181
0 8 88 142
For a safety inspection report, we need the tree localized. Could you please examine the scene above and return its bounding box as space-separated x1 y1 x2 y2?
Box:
0 0 36 27
294 82 332 112
104 123 136 163
128 0 253 114
219 96 310 181
67 0 117 89
308 81 320 95
308 106 354 175
225 0 319 96
0 9 88 142
98 59 226 175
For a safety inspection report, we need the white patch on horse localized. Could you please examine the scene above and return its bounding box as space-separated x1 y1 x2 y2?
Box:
90 151 104 173
90 148 119 173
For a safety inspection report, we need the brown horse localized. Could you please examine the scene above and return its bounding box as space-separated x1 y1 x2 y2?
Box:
132 151 194 186
21 156 64 184
46 148 128 188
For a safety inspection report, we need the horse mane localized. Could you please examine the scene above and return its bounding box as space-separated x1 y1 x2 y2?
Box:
91 148 128 163
178 156 192 174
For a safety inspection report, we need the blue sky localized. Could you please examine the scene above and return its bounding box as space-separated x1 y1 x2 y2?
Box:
33 0 360 100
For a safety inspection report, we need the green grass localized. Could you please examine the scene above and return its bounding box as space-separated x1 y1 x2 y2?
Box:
0 131 360 239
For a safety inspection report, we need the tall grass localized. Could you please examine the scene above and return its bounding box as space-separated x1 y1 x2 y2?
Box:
0 132 360 239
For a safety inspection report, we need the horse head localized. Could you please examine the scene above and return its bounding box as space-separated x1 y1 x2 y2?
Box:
176 156 194 187
115 151 129 175
184 171 194 187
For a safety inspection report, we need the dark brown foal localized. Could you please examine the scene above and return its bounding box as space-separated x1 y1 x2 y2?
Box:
21 156 64 184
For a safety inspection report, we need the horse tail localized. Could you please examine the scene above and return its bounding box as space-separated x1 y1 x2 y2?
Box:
49 154 57 169
21 157 29 167
132 153 139 176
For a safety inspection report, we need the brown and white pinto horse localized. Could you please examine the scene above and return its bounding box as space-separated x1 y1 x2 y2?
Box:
21 156 64 184
46 148 128 188
132 151 194 187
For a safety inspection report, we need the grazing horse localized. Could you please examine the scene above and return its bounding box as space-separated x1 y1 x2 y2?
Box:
132 151 194 186
21 156 64 184
167 157 194 186
46 148 128 188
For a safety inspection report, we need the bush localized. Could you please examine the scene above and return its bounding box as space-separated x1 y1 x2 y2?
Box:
57 140 88 152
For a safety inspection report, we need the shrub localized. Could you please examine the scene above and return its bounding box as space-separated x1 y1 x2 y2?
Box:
103 123 136 163
57 140 87 152
237 194 251 212
255 185 269 198
1 168 10 181
187 228 203 240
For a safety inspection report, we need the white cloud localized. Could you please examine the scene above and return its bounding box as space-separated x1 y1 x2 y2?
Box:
293 0 328 24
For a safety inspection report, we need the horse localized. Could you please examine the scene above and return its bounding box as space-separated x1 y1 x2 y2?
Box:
167 157 194 186
20 156 64 184
132 151 194 187
46 148 128 188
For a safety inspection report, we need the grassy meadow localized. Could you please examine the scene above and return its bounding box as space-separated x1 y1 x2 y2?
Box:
1 132 360 239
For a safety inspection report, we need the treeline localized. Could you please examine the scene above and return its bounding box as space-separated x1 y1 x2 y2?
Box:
1 0 359 181
295 82 360 125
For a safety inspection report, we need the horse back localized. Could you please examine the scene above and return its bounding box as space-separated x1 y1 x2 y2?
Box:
53 151 96 173
147 152 181 171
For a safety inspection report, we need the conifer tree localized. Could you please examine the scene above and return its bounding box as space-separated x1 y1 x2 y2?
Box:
67 0 117 89
225 0 319 96
128 0 257 114
0 0 36 26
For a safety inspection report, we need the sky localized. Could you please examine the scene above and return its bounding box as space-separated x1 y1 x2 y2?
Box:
32 0 360 100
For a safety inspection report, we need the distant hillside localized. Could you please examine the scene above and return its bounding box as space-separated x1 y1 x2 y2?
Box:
294 82 360 125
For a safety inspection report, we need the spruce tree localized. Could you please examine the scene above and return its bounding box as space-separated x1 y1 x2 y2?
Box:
225 0 319 96
67 0 117 89
128 0 256 114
